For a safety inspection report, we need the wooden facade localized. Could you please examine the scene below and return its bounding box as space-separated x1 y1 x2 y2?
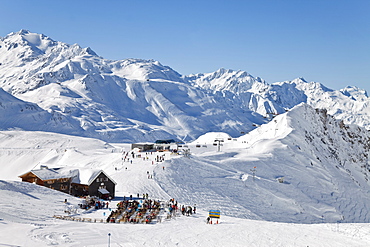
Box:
87 171 116 199
19 171 72 194
19 167 116 199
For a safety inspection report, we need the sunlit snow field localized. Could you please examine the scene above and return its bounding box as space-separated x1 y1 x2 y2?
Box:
1 127 370 246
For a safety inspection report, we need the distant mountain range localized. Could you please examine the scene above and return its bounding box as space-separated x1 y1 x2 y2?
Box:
1 30 369 142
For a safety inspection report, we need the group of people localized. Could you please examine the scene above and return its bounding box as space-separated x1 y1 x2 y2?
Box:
155 154 166 162
163 198 197 218
94 200 109 209
84 195 199 225
78 196 105 210
118 150 168 168
122 193 149 201
106 198 161 224
181 205 196 216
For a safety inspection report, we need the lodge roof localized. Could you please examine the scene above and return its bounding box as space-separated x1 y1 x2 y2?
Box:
19 166 116 185
154 139 176 144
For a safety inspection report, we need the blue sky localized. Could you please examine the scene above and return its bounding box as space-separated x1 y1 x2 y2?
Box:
1 0 369 92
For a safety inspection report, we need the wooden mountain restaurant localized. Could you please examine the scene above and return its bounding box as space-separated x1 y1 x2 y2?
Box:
19 166 116 199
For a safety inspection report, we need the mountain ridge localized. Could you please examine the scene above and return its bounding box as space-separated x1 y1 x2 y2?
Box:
0 30 369 142
175 103 370 223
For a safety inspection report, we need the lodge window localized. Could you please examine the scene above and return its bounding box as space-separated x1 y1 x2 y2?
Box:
99 186 106 189
60 185 68 190
97 177 108 182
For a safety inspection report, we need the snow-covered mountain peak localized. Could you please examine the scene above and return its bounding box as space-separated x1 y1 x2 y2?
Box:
2 29 56 56
17 30 54 52
297 80 332 92
0 30 103 94
266 102 370 168
186 68 266 93
2 30 97 57
340 86 368 101
239 101 370 160
109 58 182 81
237 104 311 145
274 77 329 92
290 77 307 84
